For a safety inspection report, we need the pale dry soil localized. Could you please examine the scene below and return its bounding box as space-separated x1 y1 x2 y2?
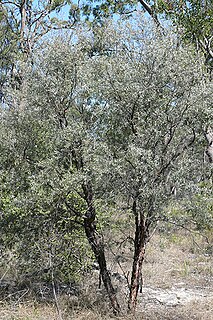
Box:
0 231 212 319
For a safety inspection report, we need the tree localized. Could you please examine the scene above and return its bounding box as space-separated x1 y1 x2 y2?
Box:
0 18 212 315
157 1 213 69
1 0 75 56
81 20 212 312
0 33 121 313
0 98 91 288
0 0 76 103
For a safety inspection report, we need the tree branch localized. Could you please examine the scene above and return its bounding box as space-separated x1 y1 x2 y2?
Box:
138 0 161 28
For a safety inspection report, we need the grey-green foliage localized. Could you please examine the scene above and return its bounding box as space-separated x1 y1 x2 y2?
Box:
0 112 92 283
184 182 213 231
81 20 212 232
0 19 212 286
0 37 94 283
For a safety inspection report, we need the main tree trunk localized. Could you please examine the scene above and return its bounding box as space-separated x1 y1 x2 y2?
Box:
128 199 147 313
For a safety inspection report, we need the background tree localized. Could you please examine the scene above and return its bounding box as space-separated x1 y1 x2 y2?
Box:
75 0 212 70
1 0 75 55
0 0 76 103
157 0 213 71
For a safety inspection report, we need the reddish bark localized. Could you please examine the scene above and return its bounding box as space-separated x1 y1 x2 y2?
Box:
128 199 147 313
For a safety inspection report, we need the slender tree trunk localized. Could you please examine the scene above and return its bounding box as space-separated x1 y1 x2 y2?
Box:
82 181 121 315
128 200 146 313
205 127 213 163
19 0 32 57
20 0 27 51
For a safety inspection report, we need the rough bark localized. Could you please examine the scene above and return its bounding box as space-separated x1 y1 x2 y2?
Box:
82 181 121 315
128 199 147 313
204 127 213 163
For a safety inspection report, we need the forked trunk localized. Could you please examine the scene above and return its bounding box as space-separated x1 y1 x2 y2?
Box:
128 199 147 313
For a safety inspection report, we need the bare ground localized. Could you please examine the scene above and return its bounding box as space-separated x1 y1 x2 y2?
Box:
0 230 212 319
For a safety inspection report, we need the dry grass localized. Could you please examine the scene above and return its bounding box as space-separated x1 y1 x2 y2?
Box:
0 300 212 320
0 302 57 320
143 231 213 289
142 298 213 320
0 230 212 320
